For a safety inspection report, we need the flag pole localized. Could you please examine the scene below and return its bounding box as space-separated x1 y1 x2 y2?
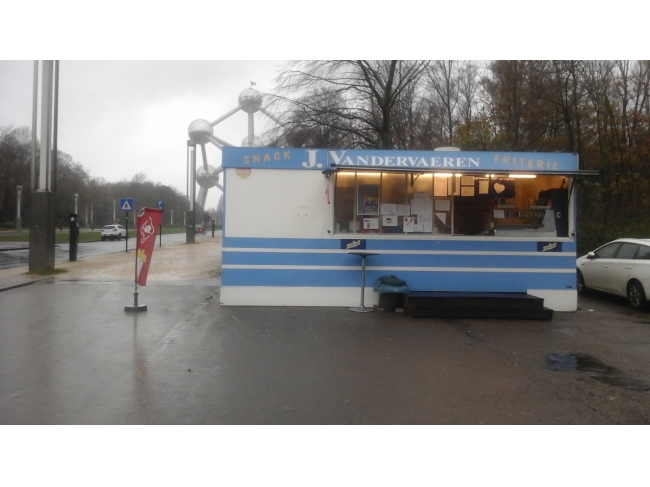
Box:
125 211 147 312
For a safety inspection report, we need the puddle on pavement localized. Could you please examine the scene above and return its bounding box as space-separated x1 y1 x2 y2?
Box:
545 353 650 392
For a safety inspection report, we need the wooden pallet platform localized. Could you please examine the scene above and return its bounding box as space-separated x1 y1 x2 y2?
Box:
405 291 553 320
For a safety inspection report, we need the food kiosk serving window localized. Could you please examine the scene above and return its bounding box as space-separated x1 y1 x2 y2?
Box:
333 171 570 237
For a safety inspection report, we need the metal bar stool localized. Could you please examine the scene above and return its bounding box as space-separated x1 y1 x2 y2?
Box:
348 251 378 312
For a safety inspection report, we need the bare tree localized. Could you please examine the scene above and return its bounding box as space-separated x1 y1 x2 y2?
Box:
426 61 462 145
0 126 33 225
422 60 485 148
131 172 149 184
272 61 430 149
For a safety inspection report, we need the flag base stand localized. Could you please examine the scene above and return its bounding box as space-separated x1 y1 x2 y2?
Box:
125 290 147 312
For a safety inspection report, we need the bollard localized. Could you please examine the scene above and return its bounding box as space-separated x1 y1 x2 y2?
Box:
69 212 79 261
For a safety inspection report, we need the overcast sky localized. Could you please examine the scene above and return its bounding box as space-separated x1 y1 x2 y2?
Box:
0 3 635 214
0 60 284 210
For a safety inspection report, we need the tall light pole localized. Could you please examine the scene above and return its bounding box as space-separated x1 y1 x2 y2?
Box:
29 60 58 274
16 185 22 230
113 199 116 222
186 140 196 243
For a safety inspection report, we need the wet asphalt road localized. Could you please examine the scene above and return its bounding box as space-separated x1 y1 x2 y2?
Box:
1 277 649 424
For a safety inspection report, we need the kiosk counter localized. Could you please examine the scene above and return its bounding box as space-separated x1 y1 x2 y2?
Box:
220 147 596 311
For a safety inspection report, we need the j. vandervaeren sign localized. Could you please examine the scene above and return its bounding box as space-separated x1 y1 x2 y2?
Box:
222 148 578 173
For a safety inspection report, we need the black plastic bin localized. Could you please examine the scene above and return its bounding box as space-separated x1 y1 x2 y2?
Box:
378 292 405 312
373 275 409 312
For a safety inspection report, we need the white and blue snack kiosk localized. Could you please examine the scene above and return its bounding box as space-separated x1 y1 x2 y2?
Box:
220 147 594 312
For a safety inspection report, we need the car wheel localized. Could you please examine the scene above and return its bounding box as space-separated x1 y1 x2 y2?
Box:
117 234 122 241
576 270 587 294
101 236 105 241
627 280 648 309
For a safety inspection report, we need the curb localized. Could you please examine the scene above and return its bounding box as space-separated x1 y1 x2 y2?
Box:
0 276 54 292
0 241 105 252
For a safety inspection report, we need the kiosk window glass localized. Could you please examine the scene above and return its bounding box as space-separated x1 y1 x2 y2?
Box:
333 172 356 233
380 173 407 233
334 172 570 237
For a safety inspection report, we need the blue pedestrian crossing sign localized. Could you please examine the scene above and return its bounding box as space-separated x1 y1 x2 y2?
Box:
120 198 134 212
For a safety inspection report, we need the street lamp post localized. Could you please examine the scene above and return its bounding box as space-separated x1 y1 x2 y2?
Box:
28 60 59 274
186 140 196 243
16 185 22 230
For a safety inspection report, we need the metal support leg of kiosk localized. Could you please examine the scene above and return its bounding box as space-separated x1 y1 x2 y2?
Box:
349 252 376 313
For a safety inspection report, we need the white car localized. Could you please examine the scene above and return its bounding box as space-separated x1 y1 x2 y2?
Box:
100 224 127 241
576 238 650 309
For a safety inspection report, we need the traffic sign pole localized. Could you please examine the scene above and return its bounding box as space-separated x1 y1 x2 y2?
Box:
120 198 134 212
157 200 164 248
120 198 134 252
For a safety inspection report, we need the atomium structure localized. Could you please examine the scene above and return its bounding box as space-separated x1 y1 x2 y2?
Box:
187 86 281 210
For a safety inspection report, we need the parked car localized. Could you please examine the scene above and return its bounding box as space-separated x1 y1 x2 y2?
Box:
576 238 650 309
101 224 127 241
195 224 205 235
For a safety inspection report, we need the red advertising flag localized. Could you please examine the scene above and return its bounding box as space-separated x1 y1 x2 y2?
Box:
135 207 163 286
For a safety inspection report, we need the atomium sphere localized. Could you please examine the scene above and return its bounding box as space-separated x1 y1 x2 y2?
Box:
188 119 213 144
241 135 264 147
196 164 221 188
238 88 263 114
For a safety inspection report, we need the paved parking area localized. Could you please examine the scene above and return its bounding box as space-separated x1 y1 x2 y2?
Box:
1 274 649 424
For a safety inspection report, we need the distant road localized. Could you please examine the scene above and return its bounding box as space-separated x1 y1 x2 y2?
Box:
0 231 220 270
